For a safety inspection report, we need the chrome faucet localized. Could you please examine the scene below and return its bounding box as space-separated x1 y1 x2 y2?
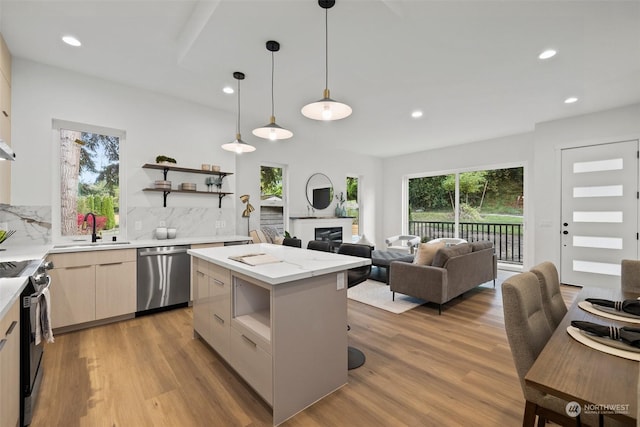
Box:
82 212 102 243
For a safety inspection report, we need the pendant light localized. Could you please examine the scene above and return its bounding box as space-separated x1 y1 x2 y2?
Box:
252 41 293 140
222 72 256 154
301 0 352 121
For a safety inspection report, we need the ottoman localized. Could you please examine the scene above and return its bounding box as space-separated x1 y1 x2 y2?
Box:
371 250 415 284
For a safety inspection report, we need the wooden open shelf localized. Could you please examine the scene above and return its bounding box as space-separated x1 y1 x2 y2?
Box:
142 163 233 207
142 163 234 177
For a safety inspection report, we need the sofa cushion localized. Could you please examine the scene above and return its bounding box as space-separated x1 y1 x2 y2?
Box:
432 243 472 268
413 241 445 265
470 241 493 252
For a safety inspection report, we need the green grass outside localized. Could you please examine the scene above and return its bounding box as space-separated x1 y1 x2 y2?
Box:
411 211 523 225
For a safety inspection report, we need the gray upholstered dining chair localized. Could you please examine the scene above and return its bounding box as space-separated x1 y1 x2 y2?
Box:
502 272 587 427
530 262 567 330
621 259 640 293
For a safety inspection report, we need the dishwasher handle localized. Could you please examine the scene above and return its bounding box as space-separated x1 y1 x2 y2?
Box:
139 248 189 257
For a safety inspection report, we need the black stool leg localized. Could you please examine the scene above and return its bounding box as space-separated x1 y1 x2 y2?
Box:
348 346 365 370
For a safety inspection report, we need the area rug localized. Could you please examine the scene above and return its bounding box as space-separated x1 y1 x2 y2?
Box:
347 280 425 314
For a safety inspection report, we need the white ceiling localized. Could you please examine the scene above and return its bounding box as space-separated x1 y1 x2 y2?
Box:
1 0 639 158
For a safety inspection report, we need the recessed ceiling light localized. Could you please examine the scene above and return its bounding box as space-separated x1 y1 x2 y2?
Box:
222 86 234 94
564 97 578 104
62 35 82 47
538 49 557 60
411 110 423 119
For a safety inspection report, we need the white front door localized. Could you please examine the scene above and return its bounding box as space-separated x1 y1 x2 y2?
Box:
560 140 639 288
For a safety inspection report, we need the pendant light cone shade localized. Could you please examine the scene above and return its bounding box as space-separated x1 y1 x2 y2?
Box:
302 0 352 121
222 72 256 154
253 41 293 140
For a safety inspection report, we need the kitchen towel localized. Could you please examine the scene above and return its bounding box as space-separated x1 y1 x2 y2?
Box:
35 288 55 345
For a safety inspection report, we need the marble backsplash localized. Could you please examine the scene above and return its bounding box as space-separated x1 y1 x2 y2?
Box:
126 207 237 240
0 204 237 246
0 204 52 246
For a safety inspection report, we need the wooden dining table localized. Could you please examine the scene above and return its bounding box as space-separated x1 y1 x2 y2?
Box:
525 287 639 424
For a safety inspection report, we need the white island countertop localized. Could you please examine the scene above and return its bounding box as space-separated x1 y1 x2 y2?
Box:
188 243 370 285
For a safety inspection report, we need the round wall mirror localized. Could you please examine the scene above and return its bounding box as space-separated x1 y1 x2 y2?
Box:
306 173 334 210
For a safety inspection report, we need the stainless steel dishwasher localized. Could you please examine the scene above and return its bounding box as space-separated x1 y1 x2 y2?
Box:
136 245 190 315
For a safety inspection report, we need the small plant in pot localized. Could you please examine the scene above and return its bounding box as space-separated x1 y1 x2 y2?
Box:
155 155 177 165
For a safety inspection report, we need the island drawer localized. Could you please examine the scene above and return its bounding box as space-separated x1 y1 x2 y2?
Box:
229 327 273 405
210 294 230 359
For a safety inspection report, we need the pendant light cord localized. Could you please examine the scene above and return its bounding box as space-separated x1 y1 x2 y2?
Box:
324 7 329 91
271 50 275 117
236 78 241 135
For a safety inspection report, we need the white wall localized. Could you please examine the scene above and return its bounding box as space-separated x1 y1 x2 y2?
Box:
11 58 639 258
382 103 640 271
10 59 241 238
382 132 533 262
234 136 383 242
9 58 382 241
11 58 238 206
532 103 640 269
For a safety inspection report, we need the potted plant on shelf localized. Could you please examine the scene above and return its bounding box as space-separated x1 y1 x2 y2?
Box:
155 155 177 165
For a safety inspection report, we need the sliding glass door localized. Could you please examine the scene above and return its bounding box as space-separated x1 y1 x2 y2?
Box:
408 166 523 265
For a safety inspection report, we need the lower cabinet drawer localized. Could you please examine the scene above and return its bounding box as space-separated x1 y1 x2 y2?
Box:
230 327 273 405
210 297 230 360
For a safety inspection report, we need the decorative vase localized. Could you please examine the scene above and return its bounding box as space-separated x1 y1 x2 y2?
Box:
341 206 347 217
335 205 342 217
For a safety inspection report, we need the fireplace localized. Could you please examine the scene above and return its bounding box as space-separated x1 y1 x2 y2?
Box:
315 227 343 251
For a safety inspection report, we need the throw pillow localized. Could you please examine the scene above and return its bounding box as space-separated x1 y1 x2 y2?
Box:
261 226 280 244
273 236 285 245
413 241 445 265
254 229 268 243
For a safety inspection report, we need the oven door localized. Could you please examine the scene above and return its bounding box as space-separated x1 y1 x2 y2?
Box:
21 275 48 426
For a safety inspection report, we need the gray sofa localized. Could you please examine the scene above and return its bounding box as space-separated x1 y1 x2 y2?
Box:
389 241 497 314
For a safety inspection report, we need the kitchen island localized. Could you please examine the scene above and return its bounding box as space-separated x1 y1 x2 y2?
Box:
188 243 370 426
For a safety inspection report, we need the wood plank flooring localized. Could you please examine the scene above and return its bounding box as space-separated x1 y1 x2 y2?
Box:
30 272 580 427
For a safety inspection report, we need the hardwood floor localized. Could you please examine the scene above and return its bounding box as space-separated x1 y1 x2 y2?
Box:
31 272 580 427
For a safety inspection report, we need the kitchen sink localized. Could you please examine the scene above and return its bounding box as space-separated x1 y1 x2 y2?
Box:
53 241 131 249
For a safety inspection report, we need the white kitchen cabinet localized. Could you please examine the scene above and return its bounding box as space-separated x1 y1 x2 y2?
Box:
0 73 10 141
190 243 223 302
47 249 136 330
192 258 211 343
95 260 136 319
0 33 11 205
0 298 20 427
192 257 230 360
48 264 95 328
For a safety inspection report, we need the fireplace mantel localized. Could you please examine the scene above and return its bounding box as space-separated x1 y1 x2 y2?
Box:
289 217 354 249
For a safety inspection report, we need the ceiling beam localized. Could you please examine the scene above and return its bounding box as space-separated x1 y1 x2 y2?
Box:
176 0 221 66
